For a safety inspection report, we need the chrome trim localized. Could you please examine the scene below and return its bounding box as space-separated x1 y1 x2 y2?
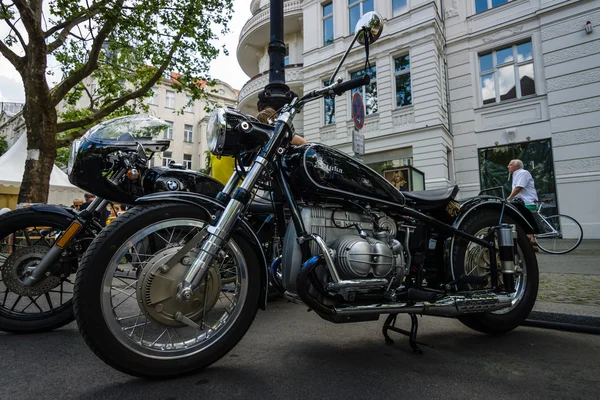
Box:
309 233 340 283
333 292 513 318
326 278 388 291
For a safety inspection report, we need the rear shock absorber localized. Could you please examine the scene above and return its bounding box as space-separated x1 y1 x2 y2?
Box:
497 224 516 293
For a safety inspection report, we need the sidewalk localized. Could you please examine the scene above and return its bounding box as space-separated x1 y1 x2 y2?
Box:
530 239 600 329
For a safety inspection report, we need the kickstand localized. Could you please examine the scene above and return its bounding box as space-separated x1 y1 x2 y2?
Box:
382 313 436 355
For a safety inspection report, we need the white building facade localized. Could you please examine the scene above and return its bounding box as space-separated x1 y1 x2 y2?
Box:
238 0 600 238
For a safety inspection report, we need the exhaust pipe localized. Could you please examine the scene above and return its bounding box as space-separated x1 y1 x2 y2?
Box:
296 256 513 323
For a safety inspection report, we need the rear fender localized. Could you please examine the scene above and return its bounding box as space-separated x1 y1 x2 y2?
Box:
447 197 537 273
455 197 536 234
135 192 269 310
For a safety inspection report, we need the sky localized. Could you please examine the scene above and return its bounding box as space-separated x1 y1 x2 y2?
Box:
0 0 252 103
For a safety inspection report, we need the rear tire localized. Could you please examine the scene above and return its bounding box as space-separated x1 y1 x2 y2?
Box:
452 210 539 335
74 202 262 378
0 209 76 333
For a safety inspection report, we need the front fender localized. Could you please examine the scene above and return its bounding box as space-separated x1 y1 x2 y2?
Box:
29 204 78 219
135 192 270 310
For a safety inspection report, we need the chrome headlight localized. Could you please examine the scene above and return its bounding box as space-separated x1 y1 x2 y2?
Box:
207 108 226 155
67 139 82 176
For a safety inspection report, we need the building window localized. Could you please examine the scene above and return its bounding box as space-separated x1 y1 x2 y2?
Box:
165 90 175 108
148 88 158 105
323 80 335 125
349 0 374 35
392 0 408 16
284 44 290 66
184 124 193 142
183 154 192 170
479 40 535 105
162 151 173 167
323 2 334 46
475 0 512 14
350 65 377 115
184 95 193 113
394 54 412 107
164 121 174 139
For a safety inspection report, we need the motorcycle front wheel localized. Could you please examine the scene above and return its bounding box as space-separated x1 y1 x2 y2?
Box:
74 202 262 379
0 208 77 333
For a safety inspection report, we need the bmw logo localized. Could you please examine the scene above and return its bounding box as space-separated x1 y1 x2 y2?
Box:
167 180 179 191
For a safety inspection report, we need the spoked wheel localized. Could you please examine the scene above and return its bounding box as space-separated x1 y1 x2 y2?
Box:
74 203 261 378
452 210 539 334
535 214 583 254
0 209 78 333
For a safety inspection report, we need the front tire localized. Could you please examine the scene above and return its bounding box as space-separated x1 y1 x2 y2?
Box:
74 203 262 378
452 210 539 334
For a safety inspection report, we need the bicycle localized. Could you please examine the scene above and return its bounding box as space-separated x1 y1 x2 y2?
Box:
532 199 583 254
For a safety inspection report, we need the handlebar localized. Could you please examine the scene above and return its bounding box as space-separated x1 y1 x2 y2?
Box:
332 74 370 96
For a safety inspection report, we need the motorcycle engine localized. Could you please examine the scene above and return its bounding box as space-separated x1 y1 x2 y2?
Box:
281 206 405 292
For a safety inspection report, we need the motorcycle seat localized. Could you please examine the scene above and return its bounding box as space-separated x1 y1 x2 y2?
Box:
403 185 459 204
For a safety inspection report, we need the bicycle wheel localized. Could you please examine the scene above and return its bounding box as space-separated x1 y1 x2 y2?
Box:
535 214 583 254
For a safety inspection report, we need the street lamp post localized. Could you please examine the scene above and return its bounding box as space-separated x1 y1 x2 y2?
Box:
258 0 294 111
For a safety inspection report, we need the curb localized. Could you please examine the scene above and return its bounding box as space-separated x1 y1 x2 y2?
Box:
525 310 600 334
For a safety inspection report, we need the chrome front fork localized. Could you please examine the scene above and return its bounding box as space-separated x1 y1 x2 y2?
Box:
177 156 269 300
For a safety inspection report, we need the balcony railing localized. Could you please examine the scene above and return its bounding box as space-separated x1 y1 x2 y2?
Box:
239 0 303 42
238 64 304 104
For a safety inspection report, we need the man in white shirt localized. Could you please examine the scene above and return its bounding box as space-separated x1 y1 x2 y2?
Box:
507 159 538 208
507 159 539 249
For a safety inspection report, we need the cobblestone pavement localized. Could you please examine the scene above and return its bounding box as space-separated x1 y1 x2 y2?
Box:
538 272 600 306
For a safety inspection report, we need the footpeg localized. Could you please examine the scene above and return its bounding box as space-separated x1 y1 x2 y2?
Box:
458 275 488 285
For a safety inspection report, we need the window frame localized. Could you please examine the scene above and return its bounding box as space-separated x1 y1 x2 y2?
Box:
392 0 408 17
184 95 194 113
349 64 378 117
323 79 336 126
475 0 512 15
184 124 193 143
148 87 158 105
162 151 173 167
478 39 535 106
348 0 374 35
393 53 412 109
165 90 175 109
183 154 192 170
322 2 334 47
164 120 174 140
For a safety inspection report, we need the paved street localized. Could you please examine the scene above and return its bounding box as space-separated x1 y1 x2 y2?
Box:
1 299 599 400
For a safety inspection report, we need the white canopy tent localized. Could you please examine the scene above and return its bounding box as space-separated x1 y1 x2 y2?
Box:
0 134 84 207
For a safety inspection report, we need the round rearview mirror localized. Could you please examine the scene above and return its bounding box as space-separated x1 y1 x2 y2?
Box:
356 11 384 45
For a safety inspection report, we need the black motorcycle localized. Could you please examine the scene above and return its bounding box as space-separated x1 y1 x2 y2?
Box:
0 115 224 333
74 12 540 378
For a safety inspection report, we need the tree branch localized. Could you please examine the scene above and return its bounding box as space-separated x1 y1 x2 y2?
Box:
44 0 109 38
56 128 87 148
1 5 27 50
0 40 23 69
50 4 122 106
56 33 184 134
47 9 102 53
11 0 38 38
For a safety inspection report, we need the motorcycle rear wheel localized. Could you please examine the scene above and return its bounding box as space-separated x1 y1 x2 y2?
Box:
74 202 262 378
0 208 76 333
451 210 539 334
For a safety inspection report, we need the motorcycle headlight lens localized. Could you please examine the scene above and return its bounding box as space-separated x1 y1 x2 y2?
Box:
207 108 226 155
67 139 82 176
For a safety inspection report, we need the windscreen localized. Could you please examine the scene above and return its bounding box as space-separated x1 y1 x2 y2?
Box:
83 114 169 143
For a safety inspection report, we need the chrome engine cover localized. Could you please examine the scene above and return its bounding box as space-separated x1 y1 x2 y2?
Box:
282 206 401 293
330 235 393 278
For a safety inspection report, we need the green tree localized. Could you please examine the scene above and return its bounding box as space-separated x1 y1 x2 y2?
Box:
0 136 7 156
0 0 233 203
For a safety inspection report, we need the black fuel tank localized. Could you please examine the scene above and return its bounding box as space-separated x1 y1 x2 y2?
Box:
142 167 224 198
282 144 405 207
